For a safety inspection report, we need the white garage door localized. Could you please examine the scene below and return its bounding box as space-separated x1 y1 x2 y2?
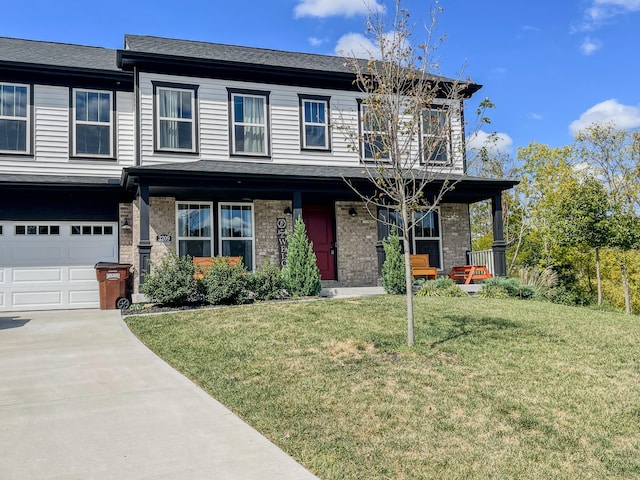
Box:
0 222 118 312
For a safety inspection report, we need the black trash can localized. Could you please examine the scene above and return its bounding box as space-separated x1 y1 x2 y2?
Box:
95 262 132 310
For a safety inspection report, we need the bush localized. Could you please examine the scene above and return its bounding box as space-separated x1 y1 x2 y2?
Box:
202 257 249 305
381 229 406 294
141 253 202 306
416 277 467 297
479 277 535 299
281 217 322 297
247 260 289 301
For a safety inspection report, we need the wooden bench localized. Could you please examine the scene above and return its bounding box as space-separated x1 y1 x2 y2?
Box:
448 265 492 284
409 254 438 280
193 256 242 279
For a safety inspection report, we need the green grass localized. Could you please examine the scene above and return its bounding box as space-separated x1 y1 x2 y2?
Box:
126 296 640 479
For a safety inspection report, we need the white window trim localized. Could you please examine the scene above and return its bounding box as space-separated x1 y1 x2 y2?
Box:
230 92 268 156
412 208 444 270
218 202 256 272
421 108 450 165
156 86 197 153
0 82 30 154
175 202 214 256
72 88 113 158
360 103 389 160
301 98 329 150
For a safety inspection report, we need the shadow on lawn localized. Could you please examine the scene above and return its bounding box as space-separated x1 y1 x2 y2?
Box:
429 315 519 348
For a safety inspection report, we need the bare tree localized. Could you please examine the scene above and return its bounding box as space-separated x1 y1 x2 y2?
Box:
337 0 492 345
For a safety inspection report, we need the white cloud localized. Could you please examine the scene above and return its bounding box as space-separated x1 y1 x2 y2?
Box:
334 32 378 59
577 0 640 30
569 99 640 135
308 37 324 46
467 130 514 155
530 113 543 121
580 37 602 55
294 0 385 19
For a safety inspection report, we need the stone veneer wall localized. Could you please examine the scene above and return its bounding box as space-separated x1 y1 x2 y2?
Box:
439 203 471 273
253 199 293 270
118 202 134 266
130 196 177 294
335 201 379 286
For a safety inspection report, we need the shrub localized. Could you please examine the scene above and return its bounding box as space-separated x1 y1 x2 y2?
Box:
202 257 249 305
141 253 202 306
479 277 535 299
518 266 558 300
281 217 322 297
381 229 406 294
416 277 467 297
247 260 289 301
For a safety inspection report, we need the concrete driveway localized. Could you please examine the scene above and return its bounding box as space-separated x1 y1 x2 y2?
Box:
0 310 319 480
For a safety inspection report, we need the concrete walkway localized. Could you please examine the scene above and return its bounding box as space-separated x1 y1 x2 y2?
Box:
0 309 319 480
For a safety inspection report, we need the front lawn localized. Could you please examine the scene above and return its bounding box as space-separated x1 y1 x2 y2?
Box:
126 296 640 479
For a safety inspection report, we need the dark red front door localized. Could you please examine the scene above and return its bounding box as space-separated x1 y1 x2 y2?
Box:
302 204 336 280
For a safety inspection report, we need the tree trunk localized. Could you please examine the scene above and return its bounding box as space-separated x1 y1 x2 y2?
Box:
595 247 602 306
621 260 631 314
401 203 414 346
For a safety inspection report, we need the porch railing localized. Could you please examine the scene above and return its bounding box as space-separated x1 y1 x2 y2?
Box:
467 249 495 276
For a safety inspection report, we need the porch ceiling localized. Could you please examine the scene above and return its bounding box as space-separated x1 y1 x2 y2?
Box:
122 160 518 203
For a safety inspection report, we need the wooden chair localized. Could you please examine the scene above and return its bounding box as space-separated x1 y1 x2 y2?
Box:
409 254 438 280
193 256 242 279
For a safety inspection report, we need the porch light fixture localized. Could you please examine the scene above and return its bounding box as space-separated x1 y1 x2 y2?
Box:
349 207 358 217
121 218 132 231
283 206 292 215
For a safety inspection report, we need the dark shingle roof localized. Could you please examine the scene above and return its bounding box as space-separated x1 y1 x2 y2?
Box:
124 34 360 75
0 37 119 71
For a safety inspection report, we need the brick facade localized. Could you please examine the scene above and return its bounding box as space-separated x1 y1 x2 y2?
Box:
440 203 471 273
335 202 378 286
122 196 471 295
253 199 293 269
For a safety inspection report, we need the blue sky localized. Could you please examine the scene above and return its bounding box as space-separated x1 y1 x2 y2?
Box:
4 0 640 157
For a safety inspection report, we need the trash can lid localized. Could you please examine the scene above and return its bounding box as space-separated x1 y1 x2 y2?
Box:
95 262 132 268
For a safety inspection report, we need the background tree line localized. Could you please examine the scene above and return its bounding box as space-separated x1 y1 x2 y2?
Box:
471 122 640 314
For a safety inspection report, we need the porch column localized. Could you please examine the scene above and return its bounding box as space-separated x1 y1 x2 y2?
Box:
491 192 507 277
293 191 302 222
138 182 152 285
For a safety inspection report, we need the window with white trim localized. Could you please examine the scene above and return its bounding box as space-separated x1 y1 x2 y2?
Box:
0 83 29 153
378 207 442 269
300 95 330 150
413 210 442 269
422 107 450 164
360 103 389 160
176 203 212 257
219 203 254 271
73 89 113 157
229 90 269 156
156 84 197 152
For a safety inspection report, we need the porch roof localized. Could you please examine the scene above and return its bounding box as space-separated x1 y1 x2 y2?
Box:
122 160 518 204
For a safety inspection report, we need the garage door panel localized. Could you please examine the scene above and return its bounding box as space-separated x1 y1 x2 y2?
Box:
68 267 96 282
70 245 118 264
13 268 63 283
0 293 4 307
0 270 4 284
13 291 63 307
13 246 65 263
69 290 100 305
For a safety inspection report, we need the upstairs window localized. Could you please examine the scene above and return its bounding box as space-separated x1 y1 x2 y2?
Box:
422 107 450 164
73 89 113 157
360 103 389 160
0 83 29 153
229 89 269 156
155 83 198 152
299 95 330 150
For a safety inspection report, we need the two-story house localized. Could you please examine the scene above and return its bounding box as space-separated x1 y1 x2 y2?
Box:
0 35 516 312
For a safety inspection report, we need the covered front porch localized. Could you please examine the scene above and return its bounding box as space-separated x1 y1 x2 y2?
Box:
119 160 517 296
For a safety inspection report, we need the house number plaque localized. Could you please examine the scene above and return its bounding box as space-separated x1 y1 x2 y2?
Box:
276 218 288 268
156 234 172 243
